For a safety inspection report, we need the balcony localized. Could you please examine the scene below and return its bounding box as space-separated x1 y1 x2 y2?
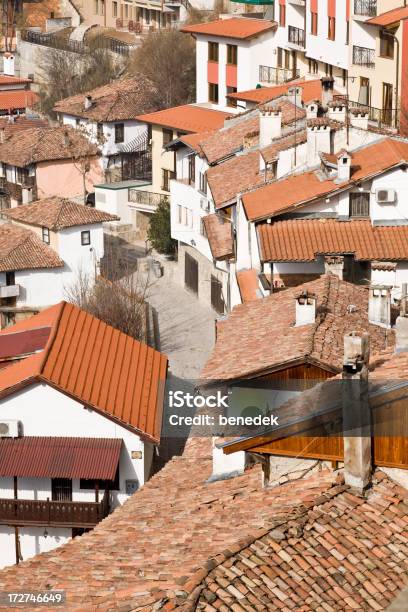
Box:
0 494 110 528
0 284 20 299
259 65 300 85
288 26 305 50
354 0 377 18
352 45 375 67
128 188 168 211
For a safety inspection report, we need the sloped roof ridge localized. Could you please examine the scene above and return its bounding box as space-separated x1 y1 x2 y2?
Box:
37 301 66 376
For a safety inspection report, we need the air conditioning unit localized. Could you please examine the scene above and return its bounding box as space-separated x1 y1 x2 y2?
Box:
200 198 210 212
0 420 20 438
376 188 396 203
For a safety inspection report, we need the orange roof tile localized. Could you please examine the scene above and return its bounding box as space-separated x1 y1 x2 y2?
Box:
0 224 64 272
236 268 261 302
228 78 326 105
181 17 277 40
0 302 168 443
0 75 31 86
136 104 230 134
244 138 408 220
0 90 39 111
207 149 264 207
367 5 408 26
258 219 408 263
202 213 234 260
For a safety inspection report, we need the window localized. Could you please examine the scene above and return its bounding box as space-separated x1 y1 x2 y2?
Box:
112 1 118 17
308 58 318 74
96 123 103 142
124 3 128 18
100 0 105 15
226 86 237 107
328 16 336 41
42 226 50 244
208 83 219 104
277 47 283 68
311 12 318 36
208 42 219 62
325 63 333 77
342 69 347 88
114 122 124 144
94 0 98 15
16 167 29 185
349 192 370 218
284 50 290 70
81 230 91 245
162 128 173 147
188 155 195 185
162 169 175 192
227 44 237 65
279 3 286 27
380 30 394 59
80 468 120 491
6 271 15 286
51 478 72 502
199 171 207 195
200 218 207 237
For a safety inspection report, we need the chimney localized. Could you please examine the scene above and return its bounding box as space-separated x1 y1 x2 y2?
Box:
307 121 332 166
211 437 246 482
350 108 369 131
84 95 93 110
287 85 303 108
342 332 371 493
22 187 33 204
63 130 70 147
3 53 15 77
324 255 344 279
295 290 316 326
259 106 282 148
306 101 318 119
368 286 391 328
320 76 335 108
336 150 352 182
328 101 346 123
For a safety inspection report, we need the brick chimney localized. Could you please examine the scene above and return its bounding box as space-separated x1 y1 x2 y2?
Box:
295 290 316 326
342 332 372 493
259 106 282 147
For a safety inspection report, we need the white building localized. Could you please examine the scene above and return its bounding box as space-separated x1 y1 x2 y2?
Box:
0 300 168 568
0 197 118 327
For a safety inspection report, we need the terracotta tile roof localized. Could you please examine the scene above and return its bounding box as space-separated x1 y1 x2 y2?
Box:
236 268 261 302
0 224 64 272
181 17 277 39
258 219 408 263
207 149 264 207
367 5 408 26
0 437 122 480
202 213 234 260
228 78 327 105
0 302 168 443
53 76 157 121
201 275 393 381
0 116 49 133
0 125 98 168
179 129 215 154
0 75 31 86
0 90 39 111
243 138 408 220
0 327 50 361
5 197 119 230
135 104 230 134
261 129 307 163
23 0 63 30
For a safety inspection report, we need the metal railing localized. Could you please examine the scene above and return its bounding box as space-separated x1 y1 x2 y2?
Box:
352 45 375 67
128 189 167 208
288 26 305 48
349 99 399 128
0 494 109 528
21 30 134 57
354 0 377 17
258 65 300 85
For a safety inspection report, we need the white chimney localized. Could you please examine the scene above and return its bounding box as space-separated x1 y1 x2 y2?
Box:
350 109 369 131
3 53 15 76
22 187 33 204
320 76 335 108
210 437 245 482
307 122 332 166
295 290 316 326
328 102 346 123
259 106 282 147
337 150 352 182
324 255 344 279
287 86 303 108
368 286 391 328
306 101 318 119
84 95 93 110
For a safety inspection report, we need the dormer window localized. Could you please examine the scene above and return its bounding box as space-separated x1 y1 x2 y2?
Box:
42 227 50 244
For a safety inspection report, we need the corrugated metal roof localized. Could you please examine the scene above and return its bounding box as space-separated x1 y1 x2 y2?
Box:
0 437 122 479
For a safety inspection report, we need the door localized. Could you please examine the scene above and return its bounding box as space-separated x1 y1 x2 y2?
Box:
51 478 72 502
211 275 225 315
184 252 198 295
382 83 393 126
358 77 370 106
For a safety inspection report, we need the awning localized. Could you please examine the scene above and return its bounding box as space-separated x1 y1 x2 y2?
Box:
0 437 122 480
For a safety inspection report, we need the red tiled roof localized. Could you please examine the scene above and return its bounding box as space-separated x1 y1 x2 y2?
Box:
258 219 408 263
243 138 408 220
136 104 230 134
367 5 408 26
181 17 277 40
207 149 264 208
0 75 31 86
0 302 168 443
0 437 122 480
228 78 327 105
236 268 261 302
0 224 64 272
5 197 119 230
202 213 234 260
0 116 49 133
0 327 50 361
0 90 39 111
201 275 393 381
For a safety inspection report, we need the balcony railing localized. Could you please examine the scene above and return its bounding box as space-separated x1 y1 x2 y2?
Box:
354 0 377 17
128 188 167 208
0 494 110 528
349 100 399 129
259 65 300 85
0 284 20 298
352 45 375 67
288 26 305 49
